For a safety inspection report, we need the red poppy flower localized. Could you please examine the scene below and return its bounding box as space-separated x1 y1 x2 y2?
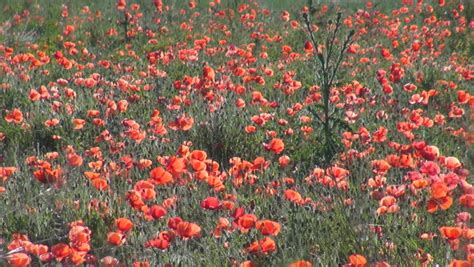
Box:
166 156 186 174
203 65 216 81
459 194 474 208
448 260 471 267
7 253 31 267
348 254 367 267
237 214 258 230
264 138 285 154
201 197 221 210
284 189 303 204
145 238 169 250
115 218 133 232
289 260 312 267
176 221 201 238
256 220 281 236
149 205 167 219
245 237 276 254
427 196 453 213
0 167 16 182
439 226 463 239
51 243 72 262
107 232 125 246
5 108 24 124
150 167 173 185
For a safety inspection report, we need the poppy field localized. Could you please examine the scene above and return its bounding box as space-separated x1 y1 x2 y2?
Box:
0 0 473 266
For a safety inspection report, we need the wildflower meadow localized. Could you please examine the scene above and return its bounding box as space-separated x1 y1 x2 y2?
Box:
0 0 473 266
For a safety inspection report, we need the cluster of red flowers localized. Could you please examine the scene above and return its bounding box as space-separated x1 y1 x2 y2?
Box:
7 221 92 266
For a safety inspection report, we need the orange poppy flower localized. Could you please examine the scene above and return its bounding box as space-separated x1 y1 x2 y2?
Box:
288 260 312 267
240 261 257 267
138 159 153 169
33 166 63 184
44 118 60 127
92 178 108 191
252 156 269 171
69 225 91 245
190 150 207 161
431 182 448 199
168 217 182 230
176 221 201 238
328 166 350 180
29 89 41 101
279 155 291 167
116 218 133 232
133 261 150 267
256 220 281 236
427 196 453 213
449 260 471 267
201 197 220 210
246 237 276 254
371 160 391 174
444 157 461 170
419 145 439 160
412 179 429 189
379 196 396 207
236 98 246 108
69 250 87 265
84 171 101 180
264 138 285 154
45 152 59 160
439 226 463 239
145 237 170 250
399 154 415 168
169 115 194 131
7 253 31 267
0 167 16 182
107 232 125 246
237 214 257 230
190 159 206 171
463 228 474 239
459 194 474 207
150 167 173 185
284 189 303 204
5 108 24 124
86 109 100 117
167 156 186 174
149 205 167 219
203 65 216 81
67 153 83 167
245 125 257 133
126 190 146 210
51 243 72 262
348 254 367 267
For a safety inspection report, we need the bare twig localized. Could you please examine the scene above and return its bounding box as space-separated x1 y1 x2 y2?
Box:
302 11 355 166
